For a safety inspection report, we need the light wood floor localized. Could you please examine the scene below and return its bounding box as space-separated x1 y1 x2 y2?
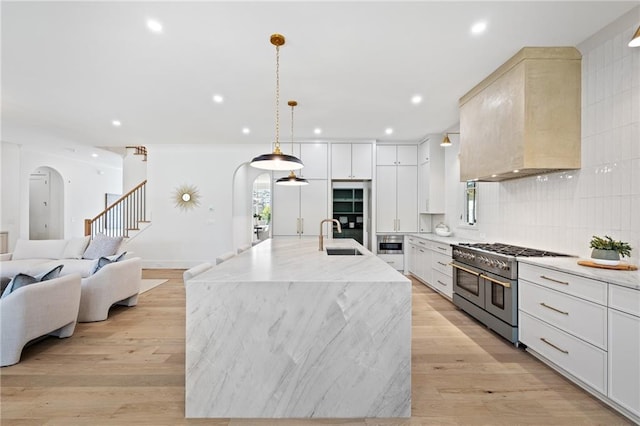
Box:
0 270 633 425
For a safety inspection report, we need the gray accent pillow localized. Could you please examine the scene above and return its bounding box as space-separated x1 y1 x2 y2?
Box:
1 264 64 299
93 252 127 273
83 234 124 260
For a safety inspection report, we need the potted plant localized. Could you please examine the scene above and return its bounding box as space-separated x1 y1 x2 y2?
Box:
589 235 632 266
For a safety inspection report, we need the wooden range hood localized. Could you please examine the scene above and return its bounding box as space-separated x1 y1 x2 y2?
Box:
458 47 582 182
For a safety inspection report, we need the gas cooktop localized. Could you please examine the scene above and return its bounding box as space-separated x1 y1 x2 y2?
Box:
456 242 571 258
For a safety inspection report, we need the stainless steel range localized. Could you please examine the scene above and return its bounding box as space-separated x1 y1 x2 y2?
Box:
451 242 570 345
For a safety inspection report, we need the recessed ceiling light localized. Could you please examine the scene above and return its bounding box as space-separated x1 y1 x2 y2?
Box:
385 128 394 135
91 153 99 158
314 128 322 135
411 95 422 104
471 21 487 35
242 127 250 134
513 169 520 173
147 19 163 33
212 94 224 104
112 120 121 127
491 174 497 178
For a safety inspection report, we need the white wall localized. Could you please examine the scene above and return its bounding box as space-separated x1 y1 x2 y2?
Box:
444 7 640 265
123 149 147 193
0 141 123 250
124 144 268 268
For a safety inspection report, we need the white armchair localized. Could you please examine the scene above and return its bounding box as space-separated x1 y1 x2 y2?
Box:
77 257 142 322
1 273 82 367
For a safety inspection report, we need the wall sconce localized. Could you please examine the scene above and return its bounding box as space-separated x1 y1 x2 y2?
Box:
629 25 640 47
441 132 460 147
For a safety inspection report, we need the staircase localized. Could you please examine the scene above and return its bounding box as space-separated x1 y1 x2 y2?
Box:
85 180 149 240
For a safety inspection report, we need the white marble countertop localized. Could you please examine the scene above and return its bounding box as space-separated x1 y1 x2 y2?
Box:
192 237 409 284
405 232 479 245
518 257 639 290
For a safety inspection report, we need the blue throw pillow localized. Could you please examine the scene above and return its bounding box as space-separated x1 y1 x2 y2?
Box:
1 264 64 299
93 252 127 273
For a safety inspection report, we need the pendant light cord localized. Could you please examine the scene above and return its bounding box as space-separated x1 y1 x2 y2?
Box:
274 44 281 153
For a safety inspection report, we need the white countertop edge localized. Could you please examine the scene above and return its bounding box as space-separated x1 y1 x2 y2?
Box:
517 257 639 290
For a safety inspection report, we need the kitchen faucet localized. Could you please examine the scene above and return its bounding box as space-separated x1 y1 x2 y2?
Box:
319 218 342 251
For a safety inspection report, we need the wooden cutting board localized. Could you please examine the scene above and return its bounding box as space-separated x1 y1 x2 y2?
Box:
577 260 638 271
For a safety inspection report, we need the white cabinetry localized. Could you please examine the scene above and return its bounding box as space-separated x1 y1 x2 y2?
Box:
377 145 417 166
518 262 640 423
331 143 372 180
519 263 608 394
407 235 454 299
608 285 640 420
429 241 452 299
378 253 404 272
275 143 328 179
376 164 417 233
272 180 328 237
418 140 444 214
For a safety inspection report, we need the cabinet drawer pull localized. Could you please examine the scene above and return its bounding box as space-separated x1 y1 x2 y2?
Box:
437 261 448 266
437 246 447 251
437 280 447 286
540 275 569 285
450 263 480 276
540 337 569 354
480 274 511 288
540 302 569 315
418 241 426 245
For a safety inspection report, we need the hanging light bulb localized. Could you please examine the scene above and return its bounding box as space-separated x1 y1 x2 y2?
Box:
276 101 309 186
629 25 640 47
250 34 304 171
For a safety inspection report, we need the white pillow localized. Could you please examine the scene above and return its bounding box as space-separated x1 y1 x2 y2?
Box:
62 236 91 259
82 234 124 260
12 239 68 260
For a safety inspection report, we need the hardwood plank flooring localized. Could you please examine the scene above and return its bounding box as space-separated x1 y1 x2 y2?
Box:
0 270 632 425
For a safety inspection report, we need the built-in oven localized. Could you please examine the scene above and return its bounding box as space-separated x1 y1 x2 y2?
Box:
482 270 517 326
378 235 404 254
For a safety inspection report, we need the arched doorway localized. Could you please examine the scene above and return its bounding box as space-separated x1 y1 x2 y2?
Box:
29 166 64 239
252 173 271 243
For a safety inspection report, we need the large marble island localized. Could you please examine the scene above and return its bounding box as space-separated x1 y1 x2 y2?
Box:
185 237 411 418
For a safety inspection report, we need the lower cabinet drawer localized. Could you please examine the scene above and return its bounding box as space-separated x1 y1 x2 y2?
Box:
430 269 452 299
377 254 404 271
609 284 640 317
519 281 607 350
519 311 607 395
432 252 452 276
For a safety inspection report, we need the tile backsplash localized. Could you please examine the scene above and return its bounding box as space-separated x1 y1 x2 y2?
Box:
447 12 640 265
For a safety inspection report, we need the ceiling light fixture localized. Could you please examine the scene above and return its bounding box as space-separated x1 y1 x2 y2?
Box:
411 95 423 104
212 94 224 103
112 120 121 127
314 128 322 135
242 127 251 134
250 34 304 171
146 19 163 33
276 101 309 186
629 25 640 47
471 21 487 35
441 132 459 147
385 128 394 135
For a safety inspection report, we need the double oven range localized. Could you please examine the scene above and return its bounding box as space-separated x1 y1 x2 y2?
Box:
451 243 570 345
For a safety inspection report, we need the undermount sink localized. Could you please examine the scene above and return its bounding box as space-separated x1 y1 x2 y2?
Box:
325 247 363 256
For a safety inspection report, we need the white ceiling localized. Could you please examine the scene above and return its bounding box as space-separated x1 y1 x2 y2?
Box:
2 1 637 149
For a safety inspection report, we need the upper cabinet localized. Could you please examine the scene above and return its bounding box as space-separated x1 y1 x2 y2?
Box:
377 145 417 166
418 139 444 214
331 143 372 180
459 47 582 182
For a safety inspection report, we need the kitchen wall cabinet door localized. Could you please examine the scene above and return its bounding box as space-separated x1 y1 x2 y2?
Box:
396 166 418 232
419 140 444 214
299 143 328 179
376 145 417 166
375 165 417 233
331 143 372 180
376 166 398 232
272 180 328 237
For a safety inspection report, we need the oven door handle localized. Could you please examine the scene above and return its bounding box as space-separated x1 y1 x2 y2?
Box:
449 263 480 276
480 274 512 288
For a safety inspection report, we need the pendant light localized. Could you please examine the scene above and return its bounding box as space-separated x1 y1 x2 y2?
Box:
250 34 304 171
276 101 309 186
629 25 640 47
440 132 459 147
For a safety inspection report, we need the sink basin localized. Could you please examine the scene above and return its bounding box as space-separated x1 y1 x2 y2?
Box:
326 247 363 256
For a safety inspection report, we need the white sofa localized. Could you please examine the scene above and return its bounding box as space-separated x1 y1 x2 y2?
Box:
1 273 82 367
0 237 142 323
